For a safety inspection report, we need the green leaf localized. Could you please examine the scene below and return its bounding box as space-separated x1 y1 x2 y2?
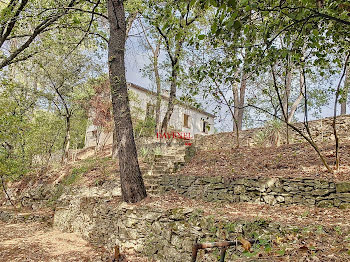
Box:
73 17 80 24
233 20 241 30
211 21 217 34
198 34 205 40
210 0 218 7
228 0 236 8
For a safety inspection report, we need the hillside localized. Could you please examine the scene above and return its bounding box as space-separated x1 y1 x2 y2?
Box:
1 134 350 261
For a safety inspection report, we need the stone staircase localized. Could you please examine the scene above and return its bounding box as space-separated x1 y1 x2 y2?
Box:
142 145 187 194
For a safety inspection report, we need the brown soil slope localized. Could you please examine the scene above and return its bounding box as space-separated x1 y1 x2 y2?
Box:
179 141 350 181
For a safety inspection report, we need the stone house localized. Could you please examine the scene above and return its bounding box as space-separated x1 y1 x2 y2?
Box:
84 83 215 148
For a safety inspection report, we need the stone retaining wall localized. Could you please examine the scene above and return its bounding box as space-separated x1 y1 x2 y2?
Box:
53 196 286 262
159 175 350 208
0 209 53 223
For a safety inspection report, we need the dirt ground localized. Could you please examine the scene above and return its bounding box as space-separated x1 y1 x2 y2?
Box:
0 221 109 262
0 220 159 262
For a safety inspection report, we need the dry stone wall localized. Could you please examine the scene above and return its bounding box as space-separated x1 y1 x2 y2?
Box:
54 196 287 262
159 175 350 209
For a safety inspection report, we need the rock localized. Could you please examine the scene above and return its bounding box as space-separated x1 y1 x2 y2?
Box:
339 203 350 209
276 195 285 202
304 186 314 192
333 198 341 207
240 194 251 202
314 181 330 189
304 198 316 205
202 177 222 184
263 195 277 205
233 185 246 194
170 234 182 249
284 196 294 204
283 185 298 192
312 189 331 196
266 178 278 188
151 221 162 235
336 182 350 193
208 183 226 190
317 200 334 208
181 237 193 252
335 193 350 200
292 195 304 203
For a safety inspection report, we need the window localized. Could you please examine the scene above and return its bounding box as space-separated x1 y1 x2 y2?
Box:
146 103 155 117
183 114 189 128
202 121 209 133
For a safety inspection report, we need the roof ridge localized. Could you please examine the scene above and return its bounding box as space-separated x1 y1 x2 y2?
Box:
127 82 215 118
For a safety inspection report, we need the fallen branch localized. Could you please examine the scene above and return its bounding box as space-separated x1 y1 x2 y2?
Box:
191 238 255 262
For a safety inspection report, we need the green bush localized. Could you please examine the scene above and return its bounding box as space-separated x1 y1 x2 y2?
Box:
254 119 284 147
134 117 156 138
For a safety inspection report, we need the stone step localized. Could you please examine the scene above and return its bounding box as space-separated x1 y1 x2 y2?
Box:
153 164 172 169
151 171 171 175
146 190 159 195
144 178 162 182
154 160 170 164
145 182 159 187
144 176 162 180
145 184 159 188
156 155 176 159
144 170 171 177
154 159 172 163
154 165 170 169
149 171 170 175
144 166 171 171
144 180 161 184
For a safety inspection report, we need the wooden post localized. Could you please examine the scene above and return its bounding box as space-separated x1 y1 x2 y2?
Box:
191 238 199 262
112 245 120 262
191 239 255 262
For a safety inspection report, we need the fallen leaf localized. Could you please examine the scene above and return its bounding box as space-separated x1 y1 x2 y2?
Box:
299 245 309 252
239 237 251 252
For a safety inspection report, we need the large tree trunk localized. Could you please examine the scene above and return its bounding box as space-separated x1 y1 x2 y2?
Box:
107 0 146 203
341 66 349 115
112 11 138 157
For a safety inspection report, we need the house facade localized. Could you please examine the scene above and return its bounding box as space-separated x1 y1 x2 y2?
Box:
84 83 215 148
